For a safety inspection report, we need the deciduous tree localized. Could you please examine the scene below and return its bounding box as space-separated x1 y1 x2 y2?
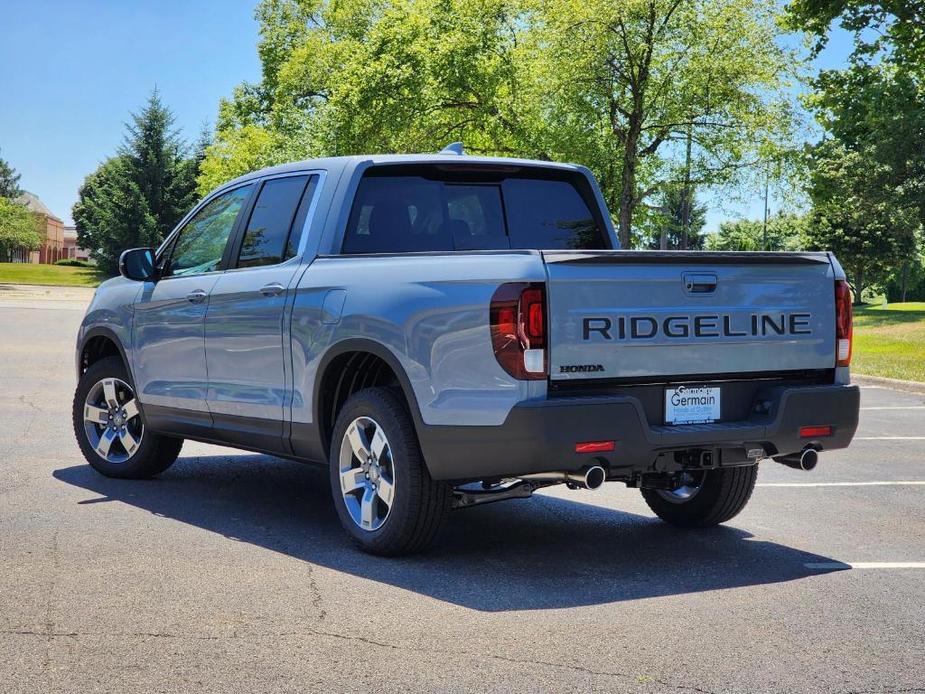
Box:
0 197 42 261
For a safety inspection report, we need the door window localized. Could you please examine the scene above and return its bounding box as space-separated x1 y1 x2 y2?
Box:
237 175 313 268
166 185 253 277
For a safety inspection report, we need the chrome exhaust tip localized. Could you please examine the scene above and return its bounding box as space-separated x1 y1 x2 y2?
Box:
773 447 819 471
582 465 606 490
799 447 818 471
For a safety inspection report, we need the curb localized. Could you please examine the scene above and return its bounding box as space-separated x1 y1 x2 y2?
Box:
0 282 97 290
852 374 925 396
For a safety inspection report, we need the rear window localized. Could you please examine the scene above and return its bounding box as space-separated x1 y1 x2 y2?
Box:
341 168 609 254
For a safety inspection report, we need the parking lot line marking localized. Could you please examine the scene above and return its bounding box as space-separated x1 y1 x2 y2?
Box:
859 406 925 410
758 481 925 487
854 436 925 440
805 562 925 570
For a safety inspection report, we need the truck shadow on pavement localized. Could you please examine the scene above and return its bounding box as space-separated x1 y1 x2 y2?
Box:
54 453 841 612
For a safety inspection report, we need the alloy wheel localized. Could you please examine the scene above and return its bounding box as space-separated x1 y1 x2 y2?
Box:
83 377 144 463
338 416 396 531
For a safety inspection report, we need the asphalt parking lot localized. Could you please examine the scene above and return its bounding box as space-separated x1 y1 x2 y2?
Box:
1 285 923 693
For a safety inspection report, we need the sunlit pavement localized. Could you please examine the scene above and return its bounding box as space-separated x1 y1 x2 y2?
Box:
1 287 922 693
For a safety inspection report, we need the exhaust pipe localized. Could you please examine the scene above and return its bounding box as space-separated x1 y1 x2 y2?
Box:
774 447 819 471
521 465 607 490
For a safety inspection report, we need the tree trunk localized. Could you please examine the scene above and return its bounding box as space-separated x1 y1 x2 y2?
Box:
854 265 865 305
617 117 643 250
900 261 909 302
680 124 693 250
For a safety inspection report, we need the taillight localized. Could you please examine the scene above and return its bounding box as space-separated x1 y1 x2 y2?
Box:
835 280 853 366
490 282 547 380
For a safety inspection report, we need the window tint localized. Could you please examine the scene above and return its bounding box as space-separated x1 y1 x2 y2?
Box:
167 185 253 277
341 172 606 254
445 185 508 250
502 178 601 250
237 175 310 268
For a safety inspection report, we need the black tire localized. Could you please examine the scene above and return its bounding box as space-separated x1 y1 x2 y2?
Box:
329 387 451 556
73 356 183 479
641 465 758 528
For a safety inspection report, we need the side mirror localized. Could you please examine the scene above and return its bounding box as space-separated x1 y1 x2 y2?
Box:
119 248 157 281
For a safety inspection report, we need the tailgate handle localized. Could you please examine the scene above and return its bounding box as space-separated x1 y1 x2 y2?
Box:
683 273 717 294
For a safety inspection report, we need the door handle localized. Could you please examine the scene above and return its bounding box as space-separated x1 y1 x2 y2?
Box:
186 289 208 304
259 283 285 297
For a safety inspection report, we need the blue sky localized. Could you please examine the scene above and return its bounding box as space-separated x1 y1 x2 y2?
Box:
0 1 852 229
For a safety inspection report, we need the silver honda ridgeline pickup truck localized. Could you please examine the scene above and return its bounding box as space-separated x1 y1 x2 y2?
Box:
73 149 859 555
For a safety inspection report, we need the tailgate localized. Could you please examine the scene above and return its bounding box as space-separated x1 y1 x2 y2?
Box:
544 251 837 381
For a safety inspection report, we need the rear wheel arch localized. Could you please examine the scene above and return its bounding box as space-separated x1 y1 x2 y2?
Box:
314 339 424 460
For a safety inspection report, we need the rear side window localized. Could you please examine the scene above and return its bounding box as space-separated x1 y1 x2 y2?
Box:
237 175 313 268
341 170 608 254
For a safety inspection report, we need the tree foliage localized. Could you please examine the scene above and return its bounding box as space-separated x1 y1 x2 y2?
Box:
201 0 799 248
786 0 925 71
0 148 23 199
803 139 918 298
706 213 807 252
73 91 201 275
642 184 707 250
788 0 925 298
0 196 42 261
537 0 800 247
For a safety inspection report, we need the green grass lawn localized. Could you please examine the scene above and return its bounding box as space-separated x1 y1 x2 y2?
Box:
0 262 102 287
853 302 925 382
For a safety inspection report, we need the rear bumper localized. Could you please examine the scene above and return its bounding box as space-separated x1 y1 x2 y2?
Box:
418 384 860 482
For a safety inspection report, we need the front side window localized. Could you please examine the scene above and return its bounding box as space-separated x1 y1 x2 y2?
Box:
237 175 313 268
167 185 253 277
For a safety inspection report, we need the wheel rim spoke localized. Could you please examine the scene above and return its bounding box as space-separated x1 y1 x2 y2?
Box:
340 467 365 494
359 486 377 529
96 427 118 457
376 475 394 508
346 422 370 460
122 398 140 421
84 404 109 425
102 379 119 409
370 426 388 461
119 428 140 456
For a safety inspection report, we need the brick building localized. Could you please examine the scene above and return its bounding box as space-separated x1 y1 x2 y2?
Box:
63 226 90 261
14 191 65 264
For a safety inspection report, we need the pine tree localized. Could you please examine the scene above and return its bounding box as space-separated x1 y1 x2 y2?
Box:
0 149 23 199
74 90 200 275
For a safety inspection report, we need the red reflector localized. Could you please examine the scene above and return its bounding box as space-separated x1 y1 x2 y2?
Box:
800 425 833 438
575 440 615 453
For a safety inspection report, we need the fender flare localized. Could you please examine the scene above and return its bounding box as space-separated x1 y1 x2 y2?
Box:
312 337 426 446
77 326 133 383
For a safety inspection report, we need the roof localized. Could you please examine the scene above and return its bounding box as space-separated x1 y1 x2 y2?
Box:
17 191 63 223
214 151 585 197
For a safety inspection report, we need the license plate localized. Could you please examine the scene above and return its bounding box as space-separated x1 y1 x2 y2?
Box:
665 386 720 424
